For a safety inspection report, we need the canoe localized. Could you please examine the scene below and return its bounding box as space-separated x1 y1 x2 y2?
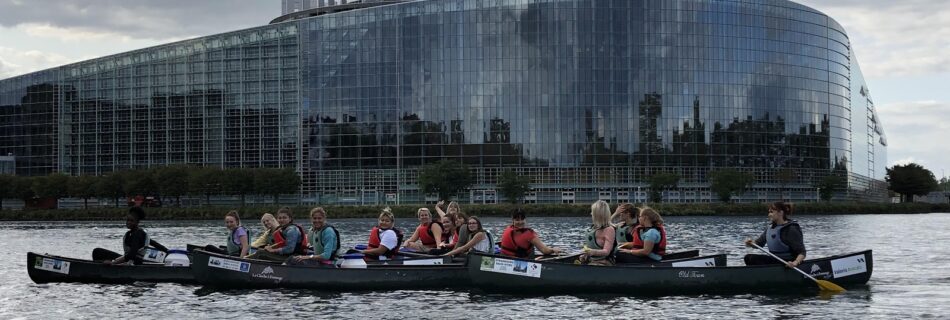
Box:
466 250 873 295
27 251 194 284
191 249 468 290
540 249 701 264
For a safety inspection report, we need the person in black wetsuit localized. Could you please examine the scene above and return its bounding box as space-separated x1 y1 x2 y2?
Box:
104 206 166 265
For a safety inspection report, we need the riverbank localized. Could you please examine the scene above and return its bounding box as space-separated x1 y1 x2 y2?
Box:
1 202 947 221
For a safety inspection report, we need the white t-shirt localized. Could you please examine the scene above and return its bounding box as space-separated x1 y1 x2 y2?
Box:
472 232 492 253
378 229 398 261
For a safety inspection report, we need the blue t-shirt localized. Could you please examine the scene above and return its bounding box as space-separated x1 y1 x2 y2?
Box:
640 228 662 261
278 226 301 255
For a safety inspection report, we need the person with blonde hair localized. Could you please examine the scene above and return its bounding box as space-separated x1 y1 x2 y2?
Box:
361 207 404 261
250 213 280 249
617 207 667 263
579 200 616 265
291 207 341 265
402 207 443 251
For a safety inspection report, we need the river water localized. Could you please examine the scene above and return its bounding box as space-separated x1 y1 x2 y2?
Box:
1 213 948 319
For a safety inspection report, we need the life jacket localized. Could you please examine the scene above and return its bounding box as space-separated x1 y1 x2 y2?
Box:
272 228 286 247
125 228 166 264
500 226 536 258
585 225 616 260
631 225 667 256
308 225 341 260
366 226 405 260
766 221 799 260
615 222 637 243
416 221 443 247
226 226 251 256
279 223 308 255
441 228 460 249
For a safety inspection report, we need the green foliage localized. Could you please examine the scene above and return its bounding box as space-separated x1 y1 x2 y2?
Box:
0 174 13 208
221 168 255 206
648 172 680 203
188 167 223 206
31 173 69 199
67 175 99 209
886 163 939 203
417 160 473 201
709 169 755 202
816 174 846 202
96 172 127 207
254 168 301 204
3 202 948 221
154 165 190 207
497 169 531 204
123 170 156 197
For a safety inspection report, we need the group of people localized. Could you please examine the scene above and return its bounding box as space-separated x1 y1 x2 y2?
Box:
105 200 807 269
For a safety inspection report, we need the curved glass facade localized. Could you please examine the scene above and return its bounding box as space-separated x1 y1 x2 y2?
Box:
0 0 888 203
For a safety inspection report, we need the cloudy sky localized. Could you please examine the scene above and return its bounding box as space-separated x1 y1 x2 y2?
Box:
0 0 947 177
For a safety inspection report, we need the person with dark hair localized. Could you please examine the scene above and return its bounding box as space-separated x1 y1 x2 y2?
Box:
499 208 560 258
616 207 667 263
249 207 307 262
104 206 167 265
444 216 493 256
744 201 806 267
610 203 639 245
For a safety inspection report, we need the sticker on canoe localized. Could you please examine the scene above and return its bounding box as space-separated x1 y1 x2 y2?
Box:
479 256 542 278
830 255 867 278
671 258 716 267
34 257 70 275
208 256 250 273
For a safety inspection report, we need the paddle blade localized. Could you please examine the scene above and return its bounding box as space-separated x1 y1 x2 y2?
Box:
816 280 846 292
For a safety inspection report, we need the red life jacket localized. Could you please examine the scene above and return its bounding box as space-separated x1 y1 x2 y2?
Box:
366 226 404 260
631 225 667 256
279 224 308 255
500 226 536 258
416 221 442 247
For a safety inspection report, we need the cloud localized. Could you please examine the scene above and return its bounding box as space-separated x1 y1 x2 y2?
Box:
876 100 950 169
0 0 278 41
0 46 76 78
798 0 950 78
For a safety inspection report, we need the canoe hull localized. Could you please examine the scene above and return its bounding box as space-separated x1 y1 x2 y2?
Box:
191 250 468 290
467 250 873 295
27 252 194 284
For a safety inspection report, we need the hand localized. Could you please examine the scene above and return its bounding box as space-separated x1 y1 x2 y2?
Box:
437 200 445 208
744 239 753 247
786 260 801 268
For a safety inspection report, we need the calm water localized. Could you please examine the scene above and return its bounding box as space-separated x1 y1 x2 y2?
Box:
2 213 949 319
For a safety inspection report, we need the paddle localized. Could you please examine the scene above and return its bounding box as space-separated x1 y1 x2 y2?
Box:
92 248 121 261
536 252 582 262
750 243 846 293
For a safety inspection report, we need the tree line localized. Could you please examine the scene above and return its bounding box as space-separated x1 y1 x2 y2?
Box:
0 165 300 209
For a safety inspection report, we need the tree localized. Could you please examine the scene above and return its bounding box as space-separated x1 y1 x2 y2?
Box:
154 165 190 207
0 174 13 209
189 167 223 206
11 176 35 202
255 168 301 204
776 168 797 200
31 173 69 200
497 169 531 204
97 171 128 207
647 172 680 203
886 163 939 203
67 175 99 209
221 168 255 206
709 169 755 202
417 160 473 201
815 174 846 202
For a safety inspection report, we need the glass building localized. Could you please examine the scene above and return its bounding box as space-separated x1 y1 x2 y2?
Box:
0 0 888 204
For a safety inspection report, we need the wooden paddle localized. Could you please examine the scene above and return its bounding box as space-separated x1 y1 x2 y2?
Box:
92 248 121 261
750 243 846 292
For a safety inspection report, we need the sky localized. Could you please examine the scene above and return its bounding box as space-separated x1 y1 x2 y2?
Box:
0 0 948 178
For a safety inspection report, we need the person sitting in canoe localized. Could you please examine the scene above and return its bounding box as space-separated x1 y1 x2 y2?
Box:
361 207 404 261
437 201 471 249
444 216 493 256
743 201 806 268
402 208 443 252
610 203 639 245
248 207 307 262
579 200 616 266
204 210 251 257
290 207 341 266
104 206 168 265
616 207 667 263
250 213 282 250
432 213 459 254
500 208 561 259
